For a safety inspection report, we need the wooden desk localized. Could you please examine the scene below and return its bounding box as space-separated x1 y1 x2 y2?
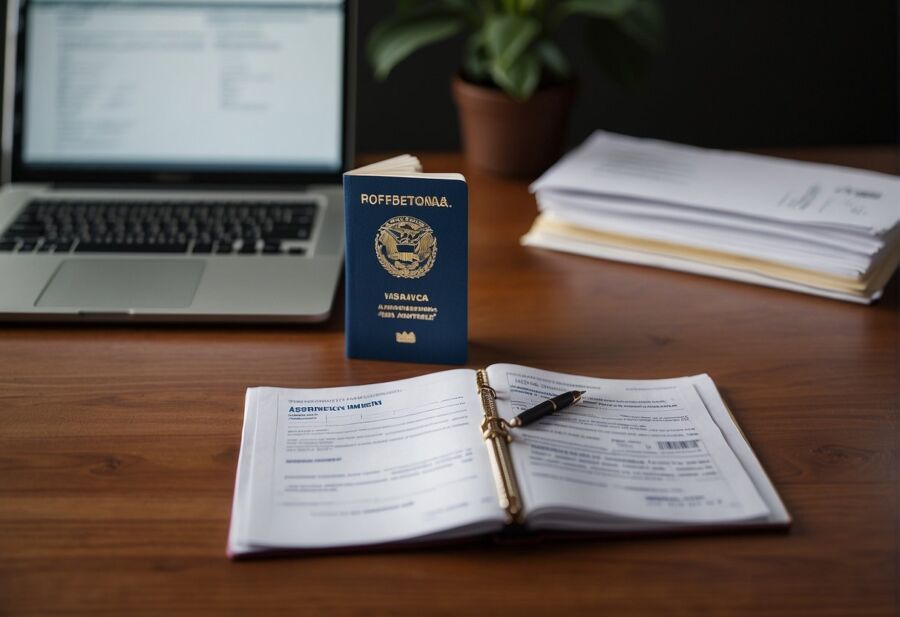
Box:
1 149 897 617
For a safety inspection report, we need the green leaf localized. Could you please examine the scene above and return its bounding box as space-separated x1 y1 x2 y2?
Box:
490 48 541 100
536 39 570 79
484 13 542 70
463 33 491 82
367 14 465 80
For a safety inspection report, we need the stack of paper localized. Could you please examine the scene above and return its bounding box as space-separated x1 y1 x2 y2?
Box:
522 132 900 303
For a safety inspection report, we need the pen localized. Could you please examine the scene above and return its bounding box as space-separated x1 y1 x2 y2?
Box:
507 390 586 428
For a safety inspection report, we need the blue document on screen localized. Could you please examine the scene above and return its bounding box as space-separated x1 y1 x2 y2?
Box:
344 156 467 364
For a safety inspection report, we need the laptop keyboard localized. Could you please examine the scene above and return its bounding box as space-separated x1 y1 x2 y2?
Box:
0 199 318 255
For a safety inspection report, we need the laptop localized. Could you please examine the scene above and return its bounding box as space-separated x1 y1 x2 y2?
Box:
0 0 354 321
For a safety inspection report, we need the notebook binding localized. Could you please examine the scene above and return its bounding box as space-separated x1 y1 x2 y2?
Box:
476 368 523 523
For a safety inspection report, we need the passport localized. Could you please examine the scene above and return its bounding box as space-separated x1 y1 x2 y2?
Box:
343 156 467 364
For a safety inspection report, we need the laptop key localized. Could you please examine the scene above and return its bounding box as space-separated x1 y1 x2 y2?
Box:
238 242 257 255
7 224 42 238
0 240 17 251
18 240 38 252
270 223 312 239
192 243 213 254
75 242 189 253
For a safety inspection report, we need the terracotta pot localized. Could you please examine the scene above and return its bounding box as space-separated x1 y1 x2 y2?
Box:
452 75 574 178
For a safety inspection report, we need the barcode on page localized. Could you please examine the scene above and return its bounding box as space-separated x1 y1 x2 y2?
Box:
657 439 700 450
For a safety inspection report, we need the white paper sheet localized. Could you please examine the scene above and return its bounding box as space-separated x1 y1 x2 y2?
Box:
531 131 900 234
537 193 884 256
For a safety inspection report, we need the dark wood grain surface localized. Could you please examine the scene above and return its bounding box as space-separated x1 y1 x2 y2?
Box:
1 149 897 617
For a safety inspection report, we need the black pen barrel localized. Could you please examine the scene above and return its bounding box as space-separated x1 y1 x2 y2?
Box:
516 391 582 427
517 399 558 426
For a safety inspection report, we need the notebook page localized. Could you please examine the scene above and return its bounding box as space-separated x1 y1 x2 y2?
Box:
238 370 505 550
486 364 771 526
227 387 262 557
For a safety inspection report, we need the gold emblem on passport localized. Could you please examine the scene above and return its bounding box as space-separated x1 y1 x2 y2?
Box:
375 216 437 279
395 331 417 344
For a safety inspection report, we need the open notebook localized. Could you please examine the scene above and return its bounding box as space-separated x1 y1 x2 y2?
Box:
228 365 789 556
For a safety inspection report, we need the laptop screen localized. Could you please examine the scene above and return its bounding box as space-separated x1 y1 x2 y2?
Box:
19 0 346 176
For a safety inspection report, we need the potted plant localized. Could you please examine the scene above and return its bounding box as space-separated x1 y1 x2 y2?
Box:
368 0 663 177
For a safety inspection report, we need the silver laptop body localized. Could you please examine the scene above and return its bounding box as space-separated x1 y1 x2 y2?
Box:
0 0 355 321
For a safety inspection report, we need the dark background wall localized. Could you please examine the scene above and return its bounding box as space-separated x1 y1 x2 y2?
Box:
355 0 899 152
1 0 896 153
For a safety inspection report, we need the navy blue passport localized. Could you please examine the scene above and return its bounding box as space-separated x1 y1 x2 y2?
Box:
344 156 467 364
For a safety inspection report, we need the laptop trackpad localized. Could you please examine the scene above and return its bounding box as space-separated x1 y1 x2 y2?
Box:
36 259 205 310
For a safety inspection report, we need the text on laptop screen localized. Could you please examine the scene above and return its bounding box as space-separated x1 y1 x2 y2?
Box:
22 0 344 172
